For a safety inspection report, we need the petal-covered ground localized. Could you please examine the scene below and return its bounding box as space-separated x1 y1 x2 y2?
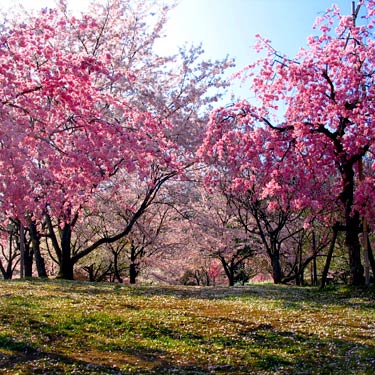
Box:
0 280 374 374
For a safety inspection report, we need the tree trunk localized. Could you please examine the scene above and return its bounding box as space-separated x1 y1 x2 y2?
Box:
129 263 137 284
84 264 95 282
226 271 235 287
0 260 12 280
56 224 74 280
19 222 25 278
23 245 33 278
345 212 364 285
340 161 365 286
295 265 301 286
3 270 13 280
218 257 235 286
367 237 375 279
129 242 138 284
270 252 283 284
28 219 48 278
296 244 304 286
312 257 318 286
0 233 19 280
320 225 338 289
21 225 33 278
113 251 123 283
312 232 318 286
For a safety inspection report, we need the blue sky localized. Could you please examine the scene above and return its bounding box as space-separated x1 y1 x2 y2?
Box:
156 0 354 102
0 0 356 101
0 0 355 62
159 0 352 60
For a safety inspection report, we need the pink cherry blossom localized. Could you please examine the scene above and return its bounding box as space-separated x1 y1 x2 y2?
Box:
199 1 375 285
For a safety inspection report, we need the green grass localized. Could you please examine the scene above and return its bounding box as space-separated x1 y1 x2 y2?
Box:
0 280 374 374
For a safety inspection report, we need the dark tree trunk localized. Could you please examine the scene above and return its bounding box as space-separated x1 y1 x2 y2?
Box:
23 245 33 278
367 238 375 279
28 219 48 278
320 225 339 289
194 271 201 286
129 263 137 284
270 252 283 284
318 120 366 286
0 260 12 280
84 264 95 282
18 222 32 278
113 251 123 283
312 257 318 286
219 257 235 286
129 243 138 284
228 270 235 287
312 232 318 286
345 213 364 285
21 223 33 278
224 266 235 286
0 233 19 280
225 272 235 287
3 270 13 280
295 266 301 286
57 224 74 280
341 162 365 286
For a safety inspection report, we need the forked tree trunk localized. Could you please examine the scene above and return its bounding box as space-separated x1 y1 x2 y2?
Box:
0 233 18 280
20 224 33 278
28 219 48 278
56 224 74 280
219 258 235 286
320 225 339 289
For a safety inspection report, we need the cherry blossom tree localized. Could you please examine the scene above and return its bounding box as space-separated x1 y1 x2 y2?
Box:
198 215 256 286
79 190 175 284
199 1 375 285
0 0 232 279
172 180 259 286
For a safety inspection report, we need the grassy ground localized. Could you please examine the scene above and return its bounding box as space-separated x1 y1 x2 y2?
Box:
0 280 373 374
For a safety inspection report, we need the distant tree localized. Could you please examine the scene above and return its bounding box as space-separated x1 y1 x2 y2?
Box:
179 184 258 286
0 222 20 280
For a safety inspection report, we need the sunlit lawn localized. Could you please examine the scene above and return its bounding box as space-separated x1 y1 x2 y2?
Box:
0 280 373 374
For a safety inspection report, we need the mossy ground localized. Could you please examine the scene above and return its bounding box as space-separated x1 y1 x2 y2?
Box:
0 280 374 374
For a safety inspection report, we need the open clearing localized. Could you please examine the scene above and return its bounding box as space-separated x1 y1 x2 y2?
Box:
0 280 374 374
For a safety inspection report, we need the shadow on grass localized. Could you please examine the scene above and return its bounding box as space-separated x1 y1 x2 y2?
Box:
0 323 374 374
1 280 374 374
0 317 374 374
0 336 211 374
0 336 121 374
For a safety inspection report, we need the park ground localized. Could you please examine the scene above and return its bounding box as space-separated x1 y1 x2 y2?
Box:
0 280 374 374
